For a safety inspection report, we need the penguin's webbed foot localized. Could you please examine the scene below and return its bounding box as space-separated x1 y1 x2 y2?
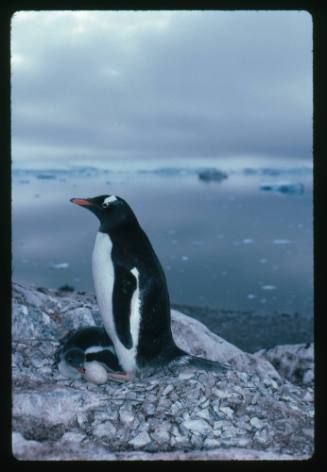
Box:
106 371 133 383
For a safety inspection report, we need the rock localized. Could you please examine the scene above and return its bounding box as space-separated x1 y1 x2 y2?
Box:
12 281 314 460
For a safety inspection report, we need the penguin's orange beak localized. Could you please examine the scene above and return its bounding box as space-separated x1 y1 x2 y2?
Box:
70 198 92 206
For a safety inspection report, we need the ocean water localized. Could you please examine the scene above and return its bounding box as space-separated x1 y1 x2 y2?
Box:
12 160 313 316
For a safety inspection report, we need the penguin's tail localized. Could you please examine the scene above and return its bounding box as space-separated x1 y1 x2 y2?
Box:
176 353 231 373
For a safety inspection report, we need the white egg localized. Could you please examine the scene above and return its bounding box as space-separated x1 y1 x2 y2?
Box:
84 361 109 384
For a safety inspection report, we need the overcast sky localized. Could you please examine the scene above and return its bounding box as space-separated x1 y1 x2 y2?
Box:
11 10 312 168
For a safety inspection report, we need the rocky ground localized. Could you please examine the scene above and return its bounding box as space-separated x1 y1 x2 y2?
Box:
12 282 314 460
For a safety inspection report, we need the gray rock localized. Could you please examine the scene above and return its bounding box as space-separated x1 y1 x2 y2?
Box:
255 343 314 387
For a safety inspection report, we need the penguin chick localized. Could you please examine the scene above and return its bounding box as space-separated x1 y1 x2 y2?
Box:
55 326 122 381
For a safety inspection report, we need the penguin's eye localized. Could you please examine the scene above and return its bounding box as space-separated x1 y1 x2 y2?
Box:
101 202 109 208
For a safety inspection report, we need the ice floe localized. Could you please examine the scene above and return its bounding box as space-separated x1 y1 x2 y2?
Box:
49 262 70 270
272 239 291 245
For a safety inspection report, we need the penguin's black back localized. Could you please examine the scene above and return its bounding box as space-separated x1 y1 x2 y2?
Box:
107 224 184 366
61 326 113 353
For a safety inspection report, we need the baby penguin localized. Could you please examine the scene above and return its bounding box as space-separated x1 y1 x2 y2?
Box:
55 326 122 384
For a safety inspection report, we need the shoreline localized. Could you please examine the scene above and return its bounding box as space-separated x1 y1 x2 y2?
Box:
171 303 313 353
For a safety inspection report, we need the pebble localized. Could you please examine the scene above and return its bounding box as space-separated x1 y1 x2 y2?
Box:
302 428 314 439
303 370 314 385
220 406 234 418
237 437 251 447
21 305 28 315
254 428 270 444
170 401 183 415
303 391 313 402
93 421 116 437
142 403 156 416
195 408 211 421
119 406 135 425
181 419 211 436
161 385 174 396
250 417 264 429
151 423 171 443
178 372 194 381
129 431 152 448
203 438 220 448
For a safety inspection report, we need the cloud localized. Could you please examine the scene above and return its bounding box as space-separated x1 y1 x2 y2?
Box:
11 10 312 164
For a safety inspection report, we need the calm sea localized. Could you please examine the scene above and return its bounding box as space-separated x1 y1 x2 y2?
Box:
12 160 313 316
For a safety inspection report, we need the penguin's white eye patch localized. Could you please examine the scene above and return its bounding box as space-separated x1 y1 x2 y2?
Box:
102 195 117 208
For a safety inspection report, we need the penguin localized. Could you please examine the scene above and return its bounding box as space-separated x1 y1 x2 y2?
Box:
70 195 230 381
55 326 122 383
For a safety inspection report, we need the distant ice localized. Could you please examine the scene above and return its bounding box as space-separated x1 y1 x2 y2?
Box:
247 294 256 299
181 256 189 262
243 166 312 176
192 240 205 246
273 239 291 245
242 238 255 244
37 174 56 180
259 258 267 264
260 182 304 196
49 262 69 270
261 285 276 291
138 167 191 176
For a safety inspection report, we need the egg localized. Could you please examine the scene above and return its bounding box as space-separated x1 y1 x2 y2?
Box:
84 361 109 384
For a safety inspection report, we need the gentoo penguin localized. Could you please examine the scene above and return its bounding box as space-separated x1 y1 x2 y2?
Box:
55 326 122 383
70 195 230 381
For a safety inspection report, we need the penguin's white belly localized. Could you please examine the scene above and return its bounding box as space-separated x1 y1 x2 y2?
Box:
92 232 141 373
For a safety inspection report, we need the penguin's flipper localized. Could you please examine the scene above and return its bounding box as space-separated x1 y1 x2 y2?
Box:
112 266 137 349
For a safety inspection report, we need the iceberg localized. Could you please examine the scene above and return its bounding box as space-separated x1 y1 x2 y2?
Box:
198 168 228 183
260 182 304 195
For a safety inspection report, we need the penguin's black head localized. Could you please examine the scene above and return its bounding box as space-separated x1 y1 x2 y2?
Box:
64 348 85 373
70 195 138 232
